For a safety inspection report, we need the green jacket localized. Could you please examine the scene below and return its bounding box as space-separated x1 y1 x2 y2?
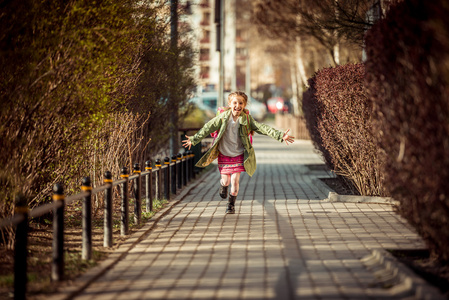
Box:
190 109 284 177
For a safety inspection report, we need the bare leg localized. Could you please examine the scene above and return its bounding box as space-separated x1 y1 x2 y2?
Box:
229 172 241 196
221 174 231 187
226 172 241 214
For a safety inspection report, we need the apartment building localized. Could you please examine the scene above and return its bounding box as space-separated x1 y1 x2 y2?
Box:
189 0 250 93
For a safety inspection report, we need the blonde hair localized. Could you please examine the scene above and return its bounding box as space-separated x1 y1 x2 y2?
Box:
227 91 248 106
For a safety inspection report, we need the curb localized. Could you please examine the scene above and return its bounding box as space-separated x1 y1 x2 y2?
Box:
364 249 445 299
46 168 215 300
327 191 399 205
312 178 336 196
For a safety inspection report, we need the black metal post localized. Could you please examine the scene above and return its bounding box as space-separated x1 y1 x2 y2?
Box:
155 159 161 201
52 183 65 281
171 155 177 195
164 157 170 200
14 194 28 300
190 151 196 179
182 152 187 186
145 160 153 212
133 163 141 225
104 171 113 248
120 167 129 236
82 177 92 260
177 153 182 189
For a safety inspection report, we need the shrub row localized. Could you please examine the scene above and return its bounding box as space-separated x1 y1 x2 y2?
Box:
303 63 385 196
0 0 195 243
365 0 449 261
304 0 449 261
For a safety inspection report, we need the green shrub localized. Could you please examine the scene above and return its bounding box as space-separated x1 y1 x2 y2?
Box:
0 0 195 247
365 0 449 261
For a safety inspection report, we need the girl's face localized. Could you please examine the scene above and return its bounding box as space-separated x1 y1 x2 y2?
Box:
229 95 246 118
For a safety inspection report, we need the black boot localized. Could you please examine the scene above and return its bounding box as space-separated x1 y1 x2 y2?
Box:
219 184 228 199
226 194 236 214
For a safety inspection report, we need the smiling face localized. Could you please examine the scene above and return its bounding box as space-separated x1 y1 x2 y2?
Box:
228 93 247 119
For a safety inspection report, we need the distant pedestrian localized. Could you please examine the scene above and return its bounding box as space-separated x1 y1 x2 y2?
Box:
182 91 294 214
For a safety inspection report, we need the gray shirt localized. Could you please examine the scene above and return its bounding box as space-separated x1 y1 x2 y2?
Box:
218 115 245 157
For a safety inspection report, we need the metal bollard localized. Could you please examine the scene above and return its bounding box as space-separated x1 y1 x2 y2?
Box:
14 194 28 300
52 183 65 281
104 171 113 248
190 151 196 179
145 160 153 212
164 157 170 200
171 155 177 195
133 163 141 225
177 153 182 189
184 152 189 183
120 167 129 236
182 152 187 186
155 159 162 201
82 177 92 260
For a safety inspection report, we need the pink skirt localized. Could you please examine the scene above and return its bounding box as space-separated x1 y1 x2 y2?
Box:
218 153 245 175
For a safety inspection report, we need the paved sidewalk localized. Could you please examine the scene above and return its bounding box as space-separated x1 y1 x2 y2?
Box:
59 135 439 299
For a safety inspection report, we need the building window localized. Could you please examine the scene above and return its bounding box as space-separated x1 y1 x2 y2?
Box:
201 12 211 25
200 48 210 61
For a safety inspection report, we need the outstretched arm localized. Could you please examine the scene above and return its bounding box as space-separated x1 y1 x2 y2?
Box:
249 114 295 144
182 136 192 150
282 129 295 145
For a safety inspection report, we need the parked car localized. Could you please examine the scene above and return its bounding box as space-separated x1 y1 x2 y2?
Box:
266 97 290 114
189 92 219 118
190 92 267 121
246 97 267 121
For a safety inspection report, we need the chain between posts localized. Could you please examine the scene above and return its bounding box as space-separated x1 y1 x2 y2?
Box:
2 150 203 298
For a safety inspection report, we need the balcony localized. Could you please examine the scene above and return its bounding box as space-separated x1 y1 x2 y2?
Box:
200 0 210 8
200 19 211 26
200 54 210 61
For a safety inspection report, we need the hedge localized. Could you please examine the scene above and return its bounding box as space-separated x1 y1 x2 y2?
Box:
365 0 449 261
303 63 385 196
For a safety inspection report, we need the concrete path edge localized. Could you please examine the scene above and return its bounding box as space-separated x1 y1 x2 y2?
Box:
327 189 444 300
370 249 444 300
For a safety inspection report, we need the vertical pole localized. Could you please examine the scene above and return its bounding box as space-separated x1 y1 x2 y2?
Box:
190 151 196 179
164 157 170 200
14 194 28 300
171 155 177 195
155 159 162 201
120 167 129 236
169 0 179 156
133 163 141 225
82 177 92 260
52 184 65 281
182 152 187 186
145 160 153 212
215 0 224 107
177 153 183 188
104 171 113 248
177 154 182 189
184 152 189 183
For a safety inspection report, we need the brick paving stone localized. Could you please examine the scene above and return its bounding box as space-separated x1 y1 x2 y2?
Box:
63 135 433 300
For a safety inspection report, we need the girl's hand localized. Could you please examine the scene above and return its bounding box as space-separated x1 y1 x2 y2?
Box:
282 129 295 145
182 136 192 150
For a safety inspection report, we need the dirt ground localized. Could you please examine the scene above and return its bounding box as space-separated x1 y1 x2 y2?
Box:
0 196 167 299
